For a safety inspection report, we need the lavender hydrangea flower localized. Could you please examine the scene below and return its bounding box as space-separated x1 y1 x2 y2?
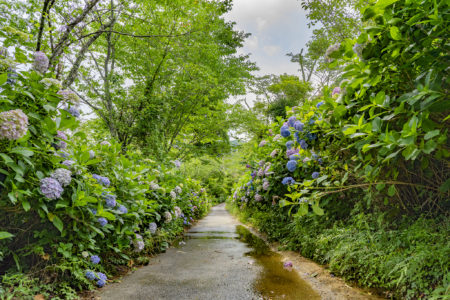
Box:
170 190 177 200
262 180 270 191
270 149 279 157
293 121 304 132
33 51 48 73
100 141 111 146
259 140 267 147
251 171 256 178
90 255 100 264
332 87 341 96
318 158 323 164
96 272 107 287
164 211 172 223
58 151 69 158
273 134 281 141
97 279 106 287
268 129 273 136
316 101 324 108
286 148 299 157
149 222 157 234
286 140 294 150
280 125 290 137
172 159 181 168
282 177 295 185
57 89 80 105
40 78 62 89
289 155 300 161
299 139 308 150
254 194 263 202
0 109 28 140
287 116 297 127
56 130 67 140
90 208 97 215
309 119 315 125
133 234 145 252
58 141 67 149
92 174 110 187
257 168 264 177
286 160 297 172
62 160 75 168
118 205 127 214
312 172 320 179
40 177 63 199
89 150 95 159
66 106 80 118
50 168 72 187
85 271 96 280
174 206 182 218
102 193 116 208
98 217 108 227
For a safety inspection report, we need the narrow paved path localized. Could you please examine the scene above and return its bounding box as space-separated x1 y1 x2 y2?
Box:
97 204 318 300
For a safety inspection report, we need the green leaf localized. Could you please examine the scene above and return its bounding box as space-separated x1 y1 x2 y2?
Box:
390 26 402 40
22 200 30 212
388 185 396 196
0 153 13 164
375 0 400 8
439 179 450 193
311 202 324 215
52 215 64 233
0 231 14 240
0 73 7 85
424 129 439 140
10 147 34 157
98 210 116 221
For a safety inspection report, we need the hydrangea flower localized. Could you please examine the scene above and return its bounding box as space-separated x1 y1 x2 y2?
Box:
173 159 182 168
57 90 80 105
92 174 110 187
316 101 324 108
286 148 299 157
96 272 107 287
170 190 177 200
286 140 294 150
251 171 256 178
299 139 308 150
312 172 320 179
149 222 157 234
332 87 341 96
33 51 49 73
268 129 273 136
150 181 160 190
293 121 304 132
286 160 297 172
6 69 18 85
264 163 272 176
98 217 108 227
273 134 281 141
325 43 340 62
97 279 106 288
66 106 80 118
262 180 270 191
246 164 251 168
56 130 67 140
58 141 67 149
133 234 145 252
289 155 299 161
174 186 182 195
282 177 295 185
58 151 69 158
164 211 172 223
100 141 111 146
85 271 96 281
306 132 317 141
40 78 62 89
318 158 323 164
259 140 267 147
0 109 28 140
118 205 128 214
241 196 248 202
62 160 75 168
174 206 182 218
287 116 297 127
90 208 97 215
270 149 279 157
257 168 264 177
40 177 63 199
50 168 72 187
89 150 95 159
102 193 116 208
280 125 290 137
309 119 315 125
90 255 100 264
255 194 263 202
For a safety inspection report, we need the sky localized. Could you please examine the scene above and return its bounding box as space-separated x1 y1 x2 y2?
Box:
224 0 313 77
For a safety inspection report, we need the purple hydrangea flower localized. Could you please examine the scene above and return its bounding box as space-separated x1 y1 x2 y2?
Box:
40 177 63 200
286 148 299 157
133 234 145 252
33 51 49 73
293 121 304 132
251 171 256 178
85 271 96 280
97 279 106 287
0 109 28 140
316 101 324 108
98 217 108 227
96 272 107 287
263 180 270 191
92 174 110 187
90 208 97 215
59 141 67 149
282 177 295 185
61 160 75 168
246 164 251 168
270 149 278 157
56 130 67 140
299 139 308 150
255 194 263 202
312 172 320 179
257 168 264 177
149 222 157 234
90 255 100 264
67 106 80 118
50 168 72 187
118 205 128 214
318 158 323 164
103 194 116 208
280 125 290 137
259 140 267 147
58 151 69 158
332 87 341 95
287 116 297 127
286 160 297 172
286 140 294 150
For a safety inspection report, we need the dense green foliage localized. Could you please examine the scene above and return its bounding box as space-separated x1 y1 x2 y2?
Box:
229 0 449 298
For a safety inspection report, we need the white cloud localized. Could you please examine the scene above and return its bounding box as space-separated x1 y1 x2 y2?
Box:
262 45 281 56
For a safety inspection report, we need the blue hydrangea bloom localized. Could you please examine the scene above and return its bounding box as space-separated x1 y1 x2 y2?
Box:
286 140 294 150
299 139 308 150
85 271 96 280
251 171 256 178
98 217 108 227
280 125 291 137
118 205 128 214
96 279 106 287
287 116 297 127
102 193 117 208
316 101 324 108
90 208 97 215
286 160 297 172
309 118 315 125
289 155 300 160
312 153 318 160
93 174 110 187
97 272 107 281
293 121 304 132
282 177 295 185
312 172 320 179
318 158 323 164
90 255 100 264
67 106 80 117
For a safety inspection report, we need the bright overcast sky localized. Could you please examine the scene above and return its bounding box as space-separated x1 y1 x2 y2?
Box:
224 0 313 76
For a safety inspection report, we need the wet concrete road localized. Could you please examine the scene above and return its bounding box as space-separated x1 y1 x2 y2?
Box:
97 204 318 300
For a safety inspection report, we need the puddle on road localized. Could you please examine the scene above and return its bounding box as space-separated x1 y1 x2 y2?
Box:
236 225 320 300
